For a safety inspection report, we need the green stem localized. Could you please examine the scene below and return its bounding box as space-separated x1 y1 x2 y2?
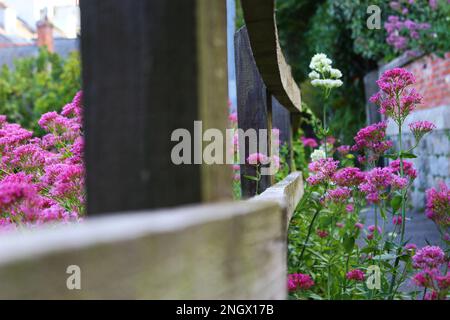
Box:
388 121 407 299
298 208 320 265
342 254 350 299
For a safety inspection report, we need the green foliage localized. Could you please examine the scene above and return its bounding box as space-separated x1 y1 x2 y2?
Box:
0 47 81 133
338 0 450 61
277 1 374 145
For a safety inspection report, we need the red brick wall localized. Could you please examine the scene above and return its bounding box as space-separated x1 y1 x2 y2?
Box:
404 52 450 110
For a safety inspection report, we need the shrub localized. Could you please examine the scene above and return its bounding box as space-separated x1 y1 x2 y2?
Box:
0 47 81 134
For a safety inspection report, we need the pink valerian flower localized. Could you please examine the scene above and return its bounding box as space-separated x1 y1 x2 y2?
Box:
346 204 354 213
368 225 382 234
306 158 339 186
325 187 351 204
316 229 329 238
38 112 81 143
411 246 448 300
367 225 382 240
352 121 392 162
346 269 365 281
337 145 350 155
389 159 417 179
437 274 450 290
425 183 450 228
384 15 431 52
326 136 336 145
404 243 417 253
412 269 438 287
354 222 364 230
409 121 436 142
0 123 33 152
5 143 53 171
247 153 268 165
271 155 280 170
412 246 446 269
0 91 85 228
287 273 314 292
301 136 318 148
359 167 398 203
392 215 403 225
370 68 423 123
61 91 83 121
336 222 344 228
228 112 238 123
332 167 365 187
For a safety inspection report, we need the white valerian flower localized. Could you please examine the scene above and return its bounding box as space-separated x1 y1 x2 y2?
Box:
311 149 326 162
311 79 343 89
330 68 342 79
309 53 343 89
309 53 332 73
308 71 320 80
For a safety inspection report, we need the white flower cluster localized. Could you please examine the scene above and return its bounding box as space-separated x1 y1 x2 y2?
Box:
311 149 326 162
308 53 343 89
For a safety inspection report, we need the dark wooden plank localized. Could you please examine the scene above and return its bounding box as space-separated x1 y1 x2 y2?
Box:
240 0 301 113
80 0 230 215
235 27 272 198
272 96 293 170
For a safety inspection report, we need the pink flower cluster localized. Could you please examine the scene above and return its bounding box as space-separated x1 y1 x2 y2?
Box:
425 183 450 228
359 167 407 203
412 246 449 300
389 159 417 179
370 68 422 124
409 121 436 142
301 136 318 148
0 92 84 230
325 187 351 204
287 273 314 292
385 15 431 51
316 229 329 238
306 158 339 185
351 121 393 163
346 269 365 282
337 145 350 155
332 167 365 187
247 153 268 165
367 225 382 240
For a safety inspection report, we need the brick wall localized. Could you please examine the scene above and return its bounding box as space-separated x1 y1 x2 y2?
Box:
404 52 450 110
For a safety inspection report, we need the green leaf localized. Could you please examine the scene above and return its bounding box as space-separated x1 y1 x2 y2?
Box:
372 253 397 261
390 194 403 212
343 235 355 253
385 154 399 160
243 175 259 181
400 152 417 159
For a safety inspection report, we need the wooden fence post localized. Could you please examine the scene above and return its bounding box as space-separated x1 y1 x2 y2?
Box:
235 27 273 197
80 0 231 215
272 96 293 170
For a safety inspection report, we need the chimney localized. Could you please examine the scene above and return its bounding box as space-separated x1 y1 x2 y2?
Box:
36 16 54 52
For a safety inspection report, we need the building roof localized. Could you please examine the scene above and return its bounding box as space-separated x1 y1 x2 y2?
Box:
0 38 79 68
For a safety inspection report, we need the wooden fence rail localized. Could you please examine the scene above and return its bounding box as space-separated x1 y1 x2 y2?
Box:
0 172 303 299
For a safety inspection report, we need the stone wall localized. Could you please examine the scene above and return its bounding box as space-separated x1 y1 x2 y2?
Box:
387 106 450 210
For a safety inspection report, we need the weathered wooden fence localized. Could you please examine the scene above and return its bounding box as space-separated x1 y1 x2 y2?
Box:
0 0 303 299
